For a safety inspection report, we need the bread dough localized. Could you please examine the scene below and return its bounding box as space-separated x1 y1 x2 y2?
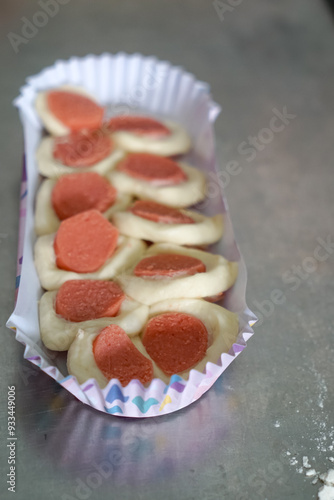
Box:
108 161 207 208
112 209 224 246
35 85 101 136
111 120 191 156
36 136 124 179
67 324 154 388
116 243 238 305
34 233 147 290
67 328 110 387
134 298 240 382
39 290 149 351
67 298 239 387
35 178 133 236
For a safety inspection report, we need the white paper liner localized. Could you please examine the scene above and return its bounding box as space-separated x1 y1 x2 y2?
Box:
7 53 257 418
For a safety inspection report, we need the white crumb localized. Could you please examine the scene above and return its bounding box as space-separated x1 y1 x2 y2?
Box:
303 456 311 468
319 470 334 487
318 484 334 500
306 469 317 477
318 470 334 500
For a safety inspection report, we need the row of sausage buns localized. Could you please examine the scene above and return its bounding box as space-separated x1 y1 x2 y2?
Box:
34 85 239 388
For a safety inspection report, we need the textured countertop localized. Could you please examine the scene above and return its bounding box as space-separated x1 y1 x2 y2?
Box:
1 1 333 499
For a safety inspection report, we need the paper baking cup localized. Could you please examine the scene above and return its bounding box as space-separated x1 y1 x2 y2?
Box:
7 53 257 417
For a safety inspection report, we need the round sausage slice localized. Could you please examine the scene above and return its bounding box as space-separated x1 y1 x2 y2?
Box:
134 253 206 278
47 91 104 132
142 312 208 375
53 130 113 167
52 172 117 221
117 153 187 186
55 279 125 322
93 325 154 386
130 200 194 225
54 210 119 273
107 116 170 137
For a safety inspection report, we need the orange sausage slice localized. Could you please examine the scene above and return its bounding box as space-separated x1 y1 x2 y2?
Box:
107 116 170 137
117 153 187 186
52 172 117 221
47 91 104 132
53 130 113 167
54 210 119 273
55 279 125 322
142 312 208 375
130 200 194 224
134 253 206 278
93 325 154 386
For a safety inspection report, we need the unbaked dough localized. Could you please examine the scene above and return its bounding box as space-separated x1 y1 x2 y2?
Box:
116 243 238 305
35 85 101 136
134 298 239 382
34 233 147 290
112 208 224 246
67 324 153 388
108 161 207 208
35 178 133 236
39 290 149 351
110 120 191 156
36 136 124 179
67 298 239 387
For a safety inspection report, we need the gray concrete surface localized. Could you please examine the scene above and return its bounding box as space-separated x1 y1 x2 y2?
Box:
0 1 333 499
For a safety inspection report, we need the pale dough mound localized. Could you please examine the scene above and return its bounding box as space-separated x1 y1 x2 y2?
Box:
133 298 240 382
35 178 133 236
112 209 223 246
39 290 149 351
36 136 124 180
116 243 238 305
34 233 147 291
110 120 191 156
67 298 239 387
35 85 100 136
108 162 207 208
68 327 111 388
